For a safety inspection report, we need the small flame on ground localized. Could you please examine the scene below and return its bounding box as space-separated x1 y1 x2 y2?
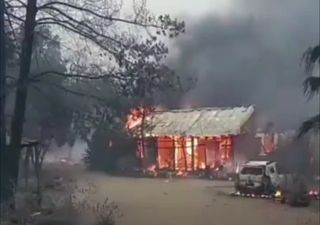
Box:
176 170 188 177
308 189 319 197
275 190 282 198
146 164 157 176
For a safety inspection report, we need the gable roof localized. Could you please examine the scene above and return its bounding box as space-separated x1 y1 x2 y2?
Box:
141 105 255 137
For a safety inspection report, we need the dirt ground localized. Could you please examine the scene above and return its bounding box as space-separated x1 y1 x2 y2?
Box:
76 172 319 225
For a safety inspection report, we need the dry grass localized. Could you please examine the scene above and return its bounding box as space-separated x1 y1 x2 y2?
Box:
1 164 120 225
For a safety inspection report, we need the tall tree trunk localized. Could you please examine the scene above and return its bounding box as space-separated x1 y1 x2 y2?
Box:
24 147 32 189
0 0 6 145
31 145 42 206
8 0 37 192
0 0 11 204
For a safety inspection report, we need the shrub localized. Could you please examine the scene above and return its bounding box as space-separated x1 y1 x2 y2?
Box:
1 183 121 225
84 123 136 173
60 183 122 225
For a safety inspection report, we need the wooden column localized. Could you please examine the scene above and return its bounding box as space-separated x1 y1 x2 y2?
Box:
155 138 160 170
204 137 208 167
181 138 188 171
172 137 176 171
230 136 235 168
191 137 195 172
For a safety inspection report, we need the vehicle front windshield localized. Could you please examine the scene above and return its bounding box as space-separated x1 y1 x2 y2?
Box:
241 167 264 175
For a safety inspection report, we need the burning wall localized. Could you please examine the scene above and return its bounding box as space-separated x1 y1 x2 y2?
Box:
141 135 235 172
127 106 256 173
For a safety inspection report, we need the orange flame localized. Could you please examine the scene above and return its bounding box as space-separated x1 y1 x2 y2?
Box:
126 106 164 130
146 164 157 176
126 107 145 130
176 170 187 177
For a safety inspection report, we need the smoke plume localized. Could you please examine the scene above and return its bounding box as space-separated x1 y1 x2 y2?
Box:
166 0 319 130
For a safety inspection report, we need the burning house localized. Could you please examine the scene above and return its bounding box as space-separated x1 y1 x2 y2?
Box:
128 105 259 174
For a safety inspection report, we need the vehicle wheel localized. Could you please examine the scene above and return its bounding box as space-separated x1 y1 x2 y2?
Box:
234 176 240 192
287 194 310 207
280 196 286 204
234 183 240 192
263 177 272 195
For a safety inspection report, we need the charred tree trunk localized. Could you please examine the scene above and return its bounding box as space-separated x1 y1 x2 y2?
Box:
0 0 6 198
0 0 6 147
0 0 12 204
24 147 32 189
31 145 44 206
8 0 37 195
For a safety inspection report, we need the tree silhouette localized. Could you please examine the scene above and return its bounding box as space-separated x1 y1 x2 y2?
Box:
2 0 185 204
299 45 320 137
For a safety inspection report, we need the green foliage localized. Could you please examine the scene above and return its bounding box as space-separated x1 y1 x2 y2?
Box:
302 45 320 73
299 45 320 137
298 114 320 137
84 122 136 173
25 27 73 145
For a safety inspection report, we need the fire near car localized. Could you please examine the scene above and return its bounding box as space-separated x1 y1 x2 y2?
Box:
234 161 278 195
234 160 311 206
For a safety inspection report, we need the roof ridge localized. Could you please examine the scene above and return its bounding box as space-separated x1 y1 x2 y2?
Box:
154 105 254 113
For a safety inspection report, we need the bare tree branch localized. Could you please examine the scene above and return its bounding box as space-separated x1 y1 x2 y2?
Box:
37 1 163 29
5 11 25 23
31 70 126 81
303 76 320 100
298 114 320 137
36 6 125 48
12 0 26 7
302 45 320 73
36 18 122 58
38 80 111 103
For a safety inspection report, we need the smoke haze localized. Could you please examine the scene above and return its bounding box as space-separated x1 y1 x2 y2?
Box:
165 0 319 130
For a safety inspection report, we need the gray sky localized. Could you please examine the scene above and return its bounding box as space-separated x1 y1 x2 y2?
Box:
146 0 319 130
146 0 234 16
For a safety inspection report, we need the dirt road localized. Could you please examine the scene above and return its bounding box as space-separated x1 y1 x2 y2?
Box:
78 173 319 225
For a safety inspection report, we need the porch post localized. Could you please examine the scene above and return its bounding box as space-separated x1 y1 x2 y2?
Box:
154 137 159 170
172 137 175 170
191 137 194 172
204 137 208 167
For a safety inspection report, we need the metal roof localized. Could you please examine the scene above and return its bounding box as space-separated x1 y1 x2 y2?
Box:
143 105 255 137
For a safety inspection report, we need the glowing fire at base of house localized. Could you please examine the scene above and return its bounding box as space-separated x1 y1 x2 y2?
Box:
176 170 188 177
126 105 256 176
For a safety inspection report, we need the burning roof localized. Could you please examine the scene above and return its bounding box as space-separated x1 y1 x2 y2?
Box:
132 105 255 137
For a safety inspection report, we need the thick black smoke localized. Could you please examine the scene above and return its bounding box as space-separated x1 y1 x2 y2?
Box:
165 0 319 130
